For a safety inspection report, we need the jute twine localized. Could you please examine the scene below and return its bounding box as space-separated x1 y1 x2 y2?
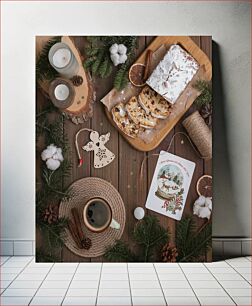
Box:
182 111 212 160
59 177 126 258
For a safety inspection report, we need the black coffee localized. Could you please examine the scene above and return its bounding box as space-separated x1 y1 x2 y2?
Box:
86 201 110 228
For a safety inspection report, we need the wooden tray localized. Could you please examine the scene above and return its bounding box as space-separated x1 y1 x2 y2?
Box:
36 36 95 124
102 36 212 151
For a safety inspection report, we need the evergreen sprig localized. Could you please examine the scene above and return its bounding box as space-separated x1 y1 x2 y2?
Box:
193 80 212 107
104 215 169 262
36 248 60 262
83 36 138 90
36 36 61 82
104 240 138 262
176 216 212 262
37 216 68 246
36 107 72 262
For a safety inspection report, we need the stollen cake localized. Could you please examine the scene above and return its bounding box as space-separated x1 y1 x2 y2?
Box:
112 102 139 138
125 96 158 129
139 86 172 119
146 44 199 104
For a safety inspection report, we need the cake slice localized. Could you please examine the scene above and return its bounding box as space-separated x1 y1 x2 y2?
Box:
139 86 172 119
125 96 158 129
112 103 139 138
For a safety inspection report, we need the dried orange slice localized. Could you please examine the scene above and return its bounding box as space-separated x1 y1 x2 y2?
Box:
196 175 212 198
129 63 146 87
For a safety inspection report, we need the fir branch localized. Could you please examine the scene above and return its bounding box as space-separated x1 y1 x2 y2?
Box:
41 164 72 200
36 248 59 262
36 113 69 150
114 64 129 91
36 106 72 261
104 215 169 262
105 240 138 262
83 36 138 89
36 36 61 82
37 217 69 249
176 216 212 262
193 80 212 107
98 58 113 78
133 215 169 262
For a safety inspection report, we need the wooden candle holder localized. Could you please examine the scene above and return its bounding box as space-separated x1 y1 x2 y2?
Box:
36 36 95 124
49 78 75 109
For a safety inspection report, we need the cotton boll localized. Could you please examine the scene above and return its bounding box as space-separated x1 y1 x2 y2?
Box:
41 149 51 161
198 207 211 220
205 197 212 210
110 53 120 66
193 203 201 216
41 144 57 161
118 44 127 55
46 158 61 171
194 195 206 207
54 148 64 162
119 54 127 64
109 43 119 55
41 144 63 170
47 144 57 155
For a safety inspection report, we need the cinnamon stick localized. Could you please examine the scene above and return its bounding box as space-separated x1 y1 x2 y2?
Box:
68 220 83 249
144 49 153 81
71 208 85 242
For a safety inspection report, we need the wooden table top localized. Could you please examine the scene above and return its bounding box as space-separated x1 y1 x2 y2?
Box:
36 36 212 262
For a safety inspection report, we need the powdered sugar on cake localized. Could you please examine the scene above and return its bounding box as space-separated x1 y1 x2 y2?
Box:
146 44 199 104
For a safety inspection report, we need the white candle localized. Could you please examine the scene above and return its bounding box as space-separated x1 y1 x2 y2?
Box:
52 48 71 68
54 84 70 101
48 42 79 78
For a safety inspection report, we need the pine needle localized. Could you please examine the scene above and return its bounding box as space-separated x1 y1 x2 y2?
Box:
133 215 169 262
36 36 61 82
104 215 169 262
83 36 138 90
36 107 72 261
105 241 137 262
176 216 212 262
193 80 212 107
36 248 59 262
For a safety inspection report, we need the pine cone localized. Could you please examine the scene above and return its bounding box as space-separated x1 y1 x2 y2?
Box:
43 205 58 224
161 243 178 262
82 237 92 250
200 103 212 128
71 75 83 87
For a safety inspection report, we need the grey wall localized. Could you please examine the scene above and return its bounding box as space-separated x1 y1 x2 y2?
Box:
1 1 251 240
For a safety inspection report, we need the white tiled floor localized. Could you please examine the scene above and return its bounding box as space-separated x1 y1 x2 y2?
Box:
0 256 251 305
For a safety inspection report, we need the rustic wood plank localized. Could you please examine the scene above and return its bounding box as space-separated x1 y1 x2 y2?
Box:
144 36 176 249
200 36 213 261
61 37 91 262
90 44 119 262
118 37 147 255
35 88 47 255
36 36 212 262
173 36 206 260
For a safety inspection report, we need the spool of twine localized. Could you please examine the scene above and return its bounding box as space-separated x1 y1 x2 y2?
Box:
182 111 212 160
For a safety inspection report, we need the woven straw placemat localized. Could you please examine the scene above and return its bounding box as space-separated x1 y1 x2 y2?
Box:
59 177 126 258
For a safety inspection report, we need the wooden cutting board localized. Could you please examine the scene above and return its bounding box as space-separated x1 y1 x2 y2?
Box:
36 36 95 123
102 36 212 152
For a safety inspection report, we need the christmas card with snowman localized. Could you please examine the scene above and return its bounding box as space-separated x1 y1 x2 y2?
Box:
145 151 195 221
